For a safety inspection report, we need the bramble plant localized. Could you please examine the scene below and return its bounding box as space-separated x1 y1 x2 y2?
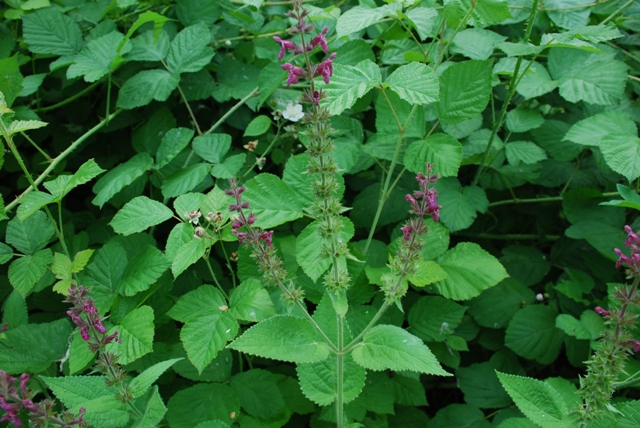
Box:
2 0 640 426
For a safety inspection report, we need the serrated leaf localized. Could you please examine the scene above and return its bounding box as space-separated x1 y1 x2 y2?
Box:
244 115 271 137
6 210 55 255
468 278 535 328
505 305 565 364
181 309 238 373
436 60 492 124
336 5 400 38
173 193 206 219
598 134 640 182
564 110 636 147
162 163 211 198
168 285 227 323
67 31 127 82
6 119 48 134
296 218 355 282
132 386 167 428
129 358 184 398
8 249 52 297
192 134 231 163
230 369 287 421
435 178 488 232
496 372 571 428
228 316 330 363
409 260 449 286
119 246 170 296
457 363 512 409
228 278 276 322
505 109 544 133
451 28 507 60
321 60 381 116
408 296 467 342
444 0 511 28
105 306 155 365
601 184 640 211
22 8 82 55
43 159 106 199
210 153 245 179
405 7 440 41
297 354 366 406
16 191 56 221
92 153 153 208
166 383 239 428
352 324 450 375
433 242 508 300
110 196 173 235
243 173 304 229
505 141 547 166
385 62 439 105
166 23 215 74
117 69 180 109
171 236 208 278
404 133 462 177
0 242 13 265
85 241 127 301
156 128 195 169
128 30 170 62
2 290 28 330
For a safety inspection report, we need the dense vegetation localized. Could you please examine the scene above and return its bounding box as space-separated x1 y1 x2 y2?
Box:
1 0 640 426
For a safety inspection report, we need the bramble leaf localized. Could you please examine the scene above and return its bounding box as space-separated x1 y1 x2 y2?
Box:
110 196 174 235
92 153 153 208
321 60 381 115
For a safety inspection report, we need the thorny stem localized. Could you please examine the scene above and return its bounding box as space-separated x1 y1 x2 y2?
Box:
33 82 101 113
205 87 259 135
20 131 52 161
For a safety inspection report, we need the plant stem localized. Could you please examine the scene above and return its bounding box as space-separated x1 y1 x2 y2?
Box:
471 0 539 186
336 314 344 428
204 256 229 300
20 131 52 161
601 0 635 24
5 109 122 213
205 87 259 135
34 82 101 113
487 191 619 207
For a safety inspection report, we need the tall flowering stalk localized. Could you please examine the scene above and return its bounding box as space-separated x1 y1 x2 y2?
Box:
578 225 640 423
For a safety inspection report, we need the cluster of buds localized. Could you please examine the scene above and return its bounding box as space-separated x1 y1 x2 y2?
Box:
226 180 274 248
400 165 441 242
615 225 640 276
273 2 336 95
0 372 86 427
192 211 224 239
65 285 120 352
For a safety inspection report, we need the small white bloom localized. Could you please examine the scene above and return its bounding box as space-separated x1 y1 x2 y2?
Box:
536 293 544 302
282 102 304 122
225 40 232 46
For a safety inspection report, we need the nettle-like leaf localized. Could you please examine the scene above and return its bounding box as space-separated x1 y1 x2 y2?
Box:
166 383 239 428
230 369 288 421
443 0 511 28
435 60 492 124
432 242 508 300
22 8 82 55
352 324 450 375
92 153 153 207
385 62 439 105
243 173 304 229
105 306 155 365
192 133 231 163
451 28 507 60
156 128 195 169
408 296 467 342
110 196 174 235
496 372 573 428
435 178 488 232
297 354 366 406
468 278 535 329
117 69 180 109
5 210 55 255
505 305 565 364
321 59 381 115
228 278 276 322
335 4 401 38
228 316 330 364
118 246 169 296
166 23 215 74
162 163 211 198
404 133 462 178
67 31 130 82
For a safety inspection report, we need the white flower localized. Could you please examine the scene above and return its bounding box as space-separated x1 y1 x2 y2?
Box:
536 293 544 301
282 103 304 122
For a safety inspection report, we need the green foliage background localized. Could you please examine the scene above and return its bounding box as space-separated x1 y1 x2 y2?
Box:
1 0 640 426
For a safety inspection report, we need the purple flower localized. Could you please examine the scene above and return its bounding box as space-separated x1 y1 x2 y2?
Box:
310 27 329 53
315 53 336 84
260 230 274 247
282 63 305 86
595 306 610 317
273 36 300 60
400 225 413 241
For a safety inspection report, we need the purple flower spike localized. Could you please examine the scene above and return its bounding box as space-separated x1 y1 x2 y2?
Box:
315 53 336 84
282 63 305 86
310 27 329 53
273 36 299 60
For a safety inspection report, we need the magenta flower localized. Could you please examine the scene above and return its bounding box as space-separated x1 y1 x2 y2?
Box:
273 36 300 60
282 63 305 86
615 226 640 275
594 306 610 317
310 27 329 53
315 52 336 84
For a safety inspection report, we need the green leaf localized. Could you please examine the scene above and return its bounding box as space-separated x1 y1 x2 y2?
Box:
193 134 231 163
0 319 73 373
405 7 440 41
243 173 304 229
321 59 381 116
0 56 23 108
210 153 246 179
548 49 626 105
175 0 222 26
435 178 488 232
181 307 238 373
129 358 183 398
468 278 535 328
443 0 511 28
598 134 640 182
92 153 153 207
128 30 170 62
166 383 239 428
433 242 508 300
119 246 170 296
168 285 227 323
408 296 467 342
229 278 276 322
297 354 366 406
171 233 208 278
6 210 55 255
336 5 400 38
404 133 462 178
230 369 287 421
228 316 330 363
436 60 492 124
110 196 173 235
105 306 155 365
496 372 571 428
515 61 558 100
6 119 47 135
22 8 82 55
296 218 355 282
451 28 507 60
408 260 449 286
505 141 547 166
385 62 439 105
85 241 127 302
117 70 180 109
120 10 171 53
174 193 206 218
244 115 271 137
352 324 450 375
505 109 544 133
0 196 7 222
43 159 106 199
505 305 565 364
166 23 215 74
16 191 56 221
564 110 636 147
601 184 640 211
457 363 511 409
67 31 127 82
556 310 604 340
156 128 195 169
132 386 168 428
0 242 12 265
162 163 211 198
1 290 28 330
